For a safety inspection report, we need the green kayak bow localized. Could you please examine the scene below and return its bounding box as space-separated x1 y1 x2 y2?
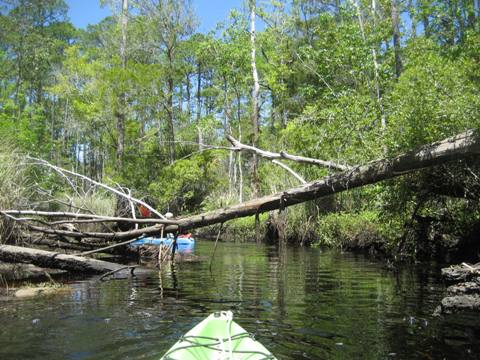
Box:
161 311 277 359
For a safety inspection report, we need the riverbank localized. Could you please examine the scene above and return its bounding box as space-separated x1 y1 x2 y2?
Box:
197 207 480 264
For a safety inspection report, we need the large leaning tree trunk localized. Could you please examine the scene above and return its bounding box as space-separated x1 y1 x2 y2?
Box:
167 130 480 231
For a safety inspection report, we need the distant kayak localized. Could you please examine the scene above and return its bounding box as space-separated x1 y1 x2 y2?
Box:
160 311 276 359
130 236 195 253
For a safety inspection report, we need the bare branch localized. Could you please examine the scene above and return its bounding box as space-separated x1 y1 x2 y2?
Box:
23 223 167 241
117 185 138 230
1 210 178 225
226 135 350 171
27 157 166 219
271 160 306 184
73 236 147 256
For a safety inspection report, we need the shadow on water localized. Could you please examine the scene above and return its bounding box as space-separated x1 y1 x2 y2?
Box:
0 241 479 359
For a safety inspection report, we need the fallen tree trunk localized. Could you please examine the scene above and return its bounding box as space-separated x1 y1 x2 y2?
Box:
172 130 480 231
0 245 130 274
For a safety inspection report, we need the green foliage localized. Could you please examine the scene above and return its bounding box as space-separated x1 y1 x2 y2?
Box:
385 37 480 152
148 153 220 214
221 213 269 243
315 210 392 251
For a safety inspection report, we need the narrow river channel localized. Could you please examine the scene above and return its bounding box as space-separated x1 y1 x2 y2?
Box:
1 241 479 359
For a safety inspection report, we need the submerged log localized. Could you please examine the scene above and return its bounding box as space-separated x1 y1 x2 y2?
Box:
0 262 67 281
0 245 129 274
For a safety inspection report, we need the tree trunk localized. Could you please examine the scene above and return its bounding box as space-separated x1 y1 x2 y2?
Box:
238 122 244 203
186 72 191 117
391 0 403 78
354 0 385 130
0 245 129 274
447 0 457 45
420 0 430 37
196 62 202 150
116 0 128 170
371 0 386 130
237 91 244 203
167 55 176 164
408 0 417 37
250 0 261 197
167 131 479 232
467 0 476 29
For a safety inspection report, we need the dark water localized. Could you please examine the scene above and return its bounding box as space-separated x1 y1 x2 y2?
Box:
0 241 479 360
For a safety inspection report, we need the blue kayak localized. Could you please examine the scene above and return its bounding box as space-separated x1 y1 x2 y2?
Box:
130 236 195 252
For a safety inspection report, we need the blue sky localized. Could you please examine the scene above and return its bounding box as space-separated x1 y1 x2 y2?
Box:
66 0 244 32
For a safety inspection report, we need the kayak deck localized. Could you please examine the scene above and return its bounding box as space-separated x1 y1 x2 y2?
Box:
161 311 276 360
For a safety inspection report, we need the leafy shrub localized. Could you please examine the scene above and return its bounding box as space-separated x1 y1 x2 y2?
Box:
148 152 220 214
315 211 387 251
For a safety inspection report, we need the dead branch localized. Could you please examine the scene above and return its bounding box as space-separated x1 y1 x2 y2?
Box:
117 185 139 230
27 157 166 219
226 134 350 171
74 236 148 256
1 210 177 225
271 160 306 184
32 238 96 252
99 265 137 281
209 223 224 270
24 223 163 241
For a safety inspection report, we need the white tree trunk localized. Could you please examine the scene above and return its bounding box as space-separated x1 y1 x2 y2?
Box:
238 122 244 203
250 0 260 196
371 0 386 130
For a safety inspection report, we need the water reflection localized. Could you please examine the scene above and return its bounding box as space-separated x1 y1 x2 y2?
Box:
0 241 479 359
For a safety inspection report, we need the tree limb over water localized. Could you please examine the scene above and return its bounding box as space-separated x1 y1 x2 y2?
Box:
169 130 480 231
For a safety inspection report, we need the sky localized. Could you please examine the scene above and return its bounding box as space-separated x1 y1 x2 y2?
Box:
66 0 244 33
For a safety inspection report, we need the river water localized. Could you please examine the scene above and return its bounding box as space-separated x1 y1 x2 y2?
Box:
0 241 479 359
